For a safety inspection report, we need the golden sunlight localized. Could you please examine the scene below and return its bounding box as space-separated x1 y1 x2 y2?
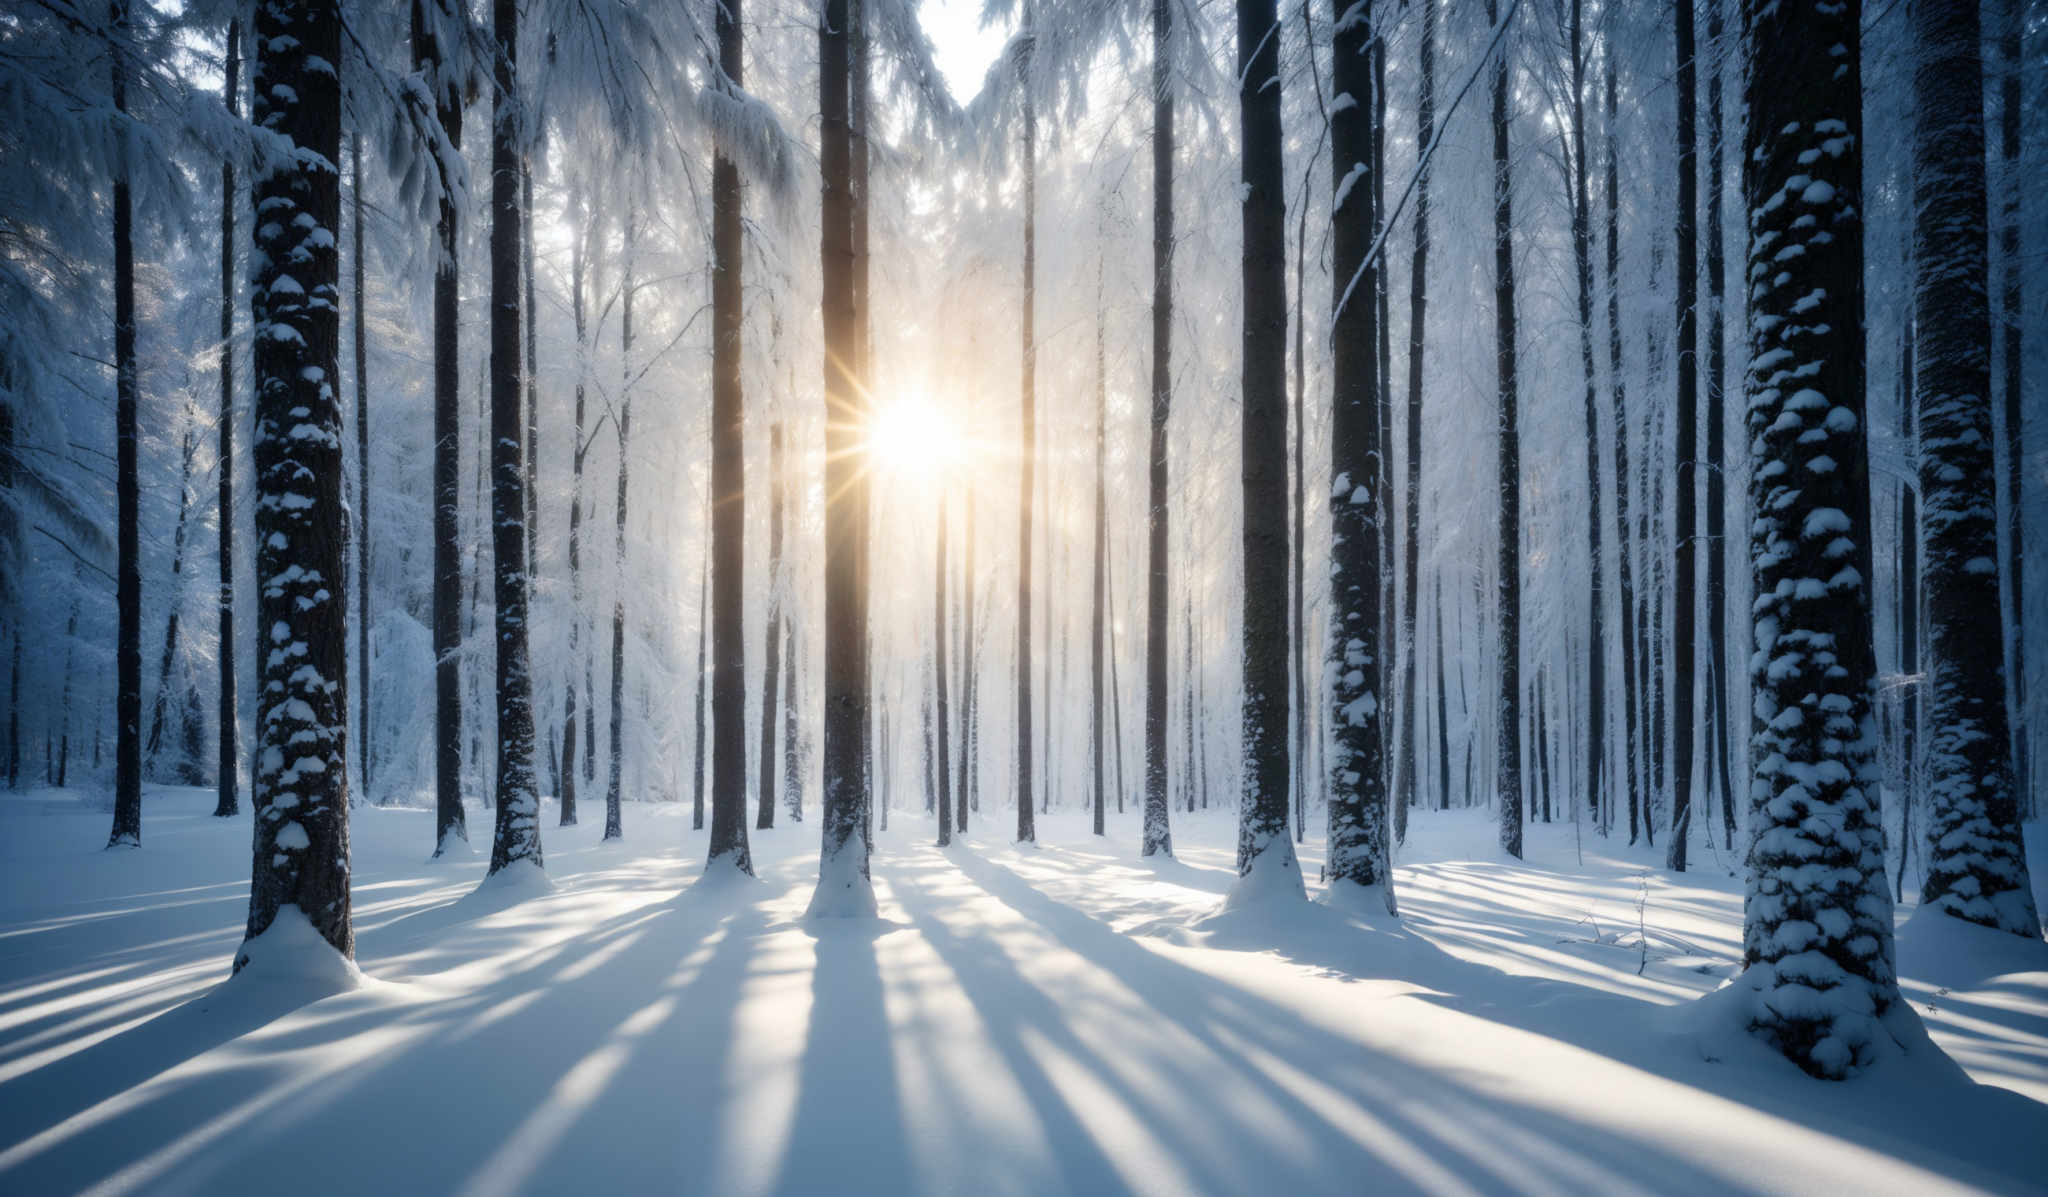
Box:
866 393 958 479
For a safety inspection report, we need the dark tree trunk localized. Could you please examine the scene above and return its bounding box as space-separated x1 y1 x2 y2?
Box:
1326 0 1390 899
1143 0 1174 859
1397 0 1436 846
1488 0 1523 860
485 0 541 878
809 0 874 915
1434 572 1450 810
1668 0 1699 872
1912 0 2039 937
956 489 976 835
1107 549 1128 815
559 196 587 828
1091 267 1108 838
214 18 241 818
1739 0 1899 1074
523 163 539 597
237 0 352 964
418 0 466 856
691 527 709 831
109 0 141 848
936 496 954 846
1896 324 1919 899
1568 0 1605 837
757 423 785 830
1014 9 1038 846
707 0 751 873
1604 47 1639 843
1232 0 1299 898
349 131 373 802
1292 0 1318 845
784 602 802 821
606 218 635 846
1704 0 1733 851
145 423 198 781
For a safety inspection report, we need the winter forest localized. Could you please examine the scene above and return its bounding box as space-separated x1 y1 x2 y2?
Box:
2 0 2047 1189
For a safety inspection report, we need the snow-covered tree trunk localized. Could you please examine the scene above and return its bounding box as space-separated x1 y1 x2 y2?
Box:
1397 0 1436 847
809 0 874 917
236 0 353 966
1737 0 1897 1076
1324 0 1391 906
1142 0 1173 860
215 17 241 819
560 196 588 828
483 0 541 880
757 423 785 831
1911 0 2040 939
1487 0 1523 861
109 0 141 850
417 0 466 857
1228 0 1302 906
351 132 373 804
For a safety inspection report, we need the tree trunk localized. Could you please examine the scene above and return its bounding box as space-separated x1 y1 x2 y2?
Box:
1912 0 2039 938
606 218 635 845
757 423 785 830
1231 0 1299 901
1488 0 1523 860
1896 323 1919 898
1997 0 2027 815
1014 8 1038 846
784 602 802 821
1567 0 1605 838
484 0 541 878
956 488 976 835
1434 572 1450 810
809 0 875 916
1107 548 1128 815
237 0 352 964
691 523 709 831
522 163 539 597
1705 0 1733 851
1604 47 1639 843
1325 0 1391 901
418 0 466 856
1397 0 1436 846
1091 266 1109 837
560 196 588 828
109 0 141 848
1143 0 1174 859
145 422 198 781
936 495 954 846
1739 0 1899 1074
215 17 240 820
1667 0 1699 872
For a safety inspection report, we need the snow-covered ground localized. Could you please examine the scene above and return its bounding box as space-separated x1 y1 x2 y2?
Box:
1 787 2044 1196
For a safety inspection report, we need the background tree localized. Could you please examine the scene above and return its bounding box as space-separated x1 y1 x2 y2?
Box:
1488 0 1524 860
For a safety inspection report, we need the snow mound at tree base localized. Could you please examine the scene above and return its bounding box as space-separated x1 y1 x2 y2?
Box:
229 904 365 998
692 852 759 895
1211 838 1307 917
464 857 554 911
1674 963 1968 1084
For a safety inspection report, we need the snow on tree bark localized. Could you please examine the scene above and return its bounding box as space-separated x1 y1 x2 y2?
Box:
1668 0 1700 872
1737 0 1899 1076
1142 0 1174 860
484 0 541 879
216 17 241 819
237 0 353 965
560 197 588 828
1567 0 1606 839
1910 0 2040 939
1228 0 1302 906
1323 0 1391 906
1396 0 1436 847
109 0 141 850
1604 48 1640 843
606 217 635 846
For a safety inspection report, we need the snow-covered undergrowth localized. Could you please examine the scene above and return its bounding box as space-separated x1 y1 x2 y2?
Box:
1 787 2043 1195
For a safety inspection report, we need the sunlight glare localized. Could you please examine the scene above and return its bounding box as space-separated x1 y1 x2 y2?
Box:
867 394 958 480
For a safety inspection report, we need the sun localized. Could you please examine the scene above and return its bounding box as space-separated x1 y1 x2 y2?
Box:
867 394 958 479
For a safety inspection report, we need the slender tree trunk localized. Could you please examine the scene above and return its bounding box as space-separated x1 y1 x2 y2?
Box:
605 218 636 845
1143 0 1174 859
109 0 141 848
418 0 466 856
1604 47 1639 843
1912 0 2039 937
1091 267 1109 837
758 423 785 830
851 0 876 852
484 0 542 878
809 0 874 915
1325 0 1392 901
145 423 198 780
559 197 588 827
1566 0 1606 838
936 495 954 846
691 523 709 831
1896 323 1919 898
1668 0 1699 872
1434 572 1450 810
1231 0 1300 900
56 596 79 788
1292 0 1319 845
1107 549 1128 815
1704 0 1733 851
1487 0 1523 860
238 0 352 963
956 489 976 835
784 601 803 821
1397 0 1436 846
346 130 372 802
1740 0 1899 1074
1014 6 1039 846
523 163 539 597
